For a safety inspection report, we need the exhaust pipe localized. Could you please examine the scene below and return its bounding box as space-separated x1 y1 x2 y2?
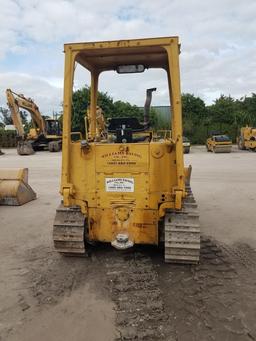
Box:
144 87 156 127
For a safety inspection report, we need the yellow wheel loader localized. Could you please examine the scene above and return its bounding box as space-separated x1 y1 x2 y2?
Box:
53 37 200 264
6 89 62 155
206 133 232 153
238 126 256 151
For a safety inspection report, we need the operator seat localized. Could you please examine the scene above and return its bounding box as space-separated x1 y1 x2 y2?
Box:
107 117 148 143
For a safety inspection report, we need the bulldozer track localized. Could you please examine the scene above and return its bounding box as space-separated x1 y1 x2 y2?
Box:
53 204 86 255
164 187 200 264
105 251 171 340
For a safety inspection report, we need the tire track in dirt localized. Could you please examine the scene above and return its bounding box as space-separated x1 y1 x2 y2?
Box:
7 239 256 341
156 237 256 341
105 250 174 340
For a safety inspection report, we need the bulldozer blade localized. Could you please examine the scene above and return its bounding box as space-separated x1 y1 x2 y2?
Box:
17 141 35 155
0 168 36 205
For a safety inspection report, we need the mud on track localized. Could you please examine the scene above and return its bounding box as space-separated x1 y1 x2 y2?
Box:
4 236 255 341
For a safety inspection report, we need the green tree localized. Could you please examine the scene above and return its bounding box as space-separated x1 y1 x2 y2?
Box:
208 95 236 129
239 93 256 126
71 86 90 132
112 100 143 119
181 93 206 141
182 93 206 124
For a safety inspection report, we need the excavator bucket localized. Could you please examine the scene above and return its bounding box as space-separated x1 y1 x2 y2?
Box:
17 141 35 155
0 168 36 205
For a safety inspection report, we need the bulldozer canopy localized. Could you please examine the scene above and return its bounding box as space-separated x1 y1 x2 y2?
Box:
67 37 178 72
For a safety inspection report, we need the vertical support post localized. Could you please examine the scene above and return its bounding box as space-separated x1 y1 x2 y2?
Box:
61 47 75 193
90 71 99 140
165 39 185 195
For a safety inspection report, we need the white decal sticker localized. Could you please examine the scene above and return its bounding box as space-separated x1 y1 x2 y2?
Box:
105 178 134 192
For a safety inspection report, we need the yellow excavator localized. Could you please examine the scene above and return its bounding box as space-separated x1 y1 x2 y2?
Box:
238 126 256 151
53 36 200 264
6 89 62 155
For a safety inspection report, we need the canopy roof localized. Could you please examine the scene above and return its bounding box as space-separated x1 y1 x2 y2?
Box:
64 36 179 72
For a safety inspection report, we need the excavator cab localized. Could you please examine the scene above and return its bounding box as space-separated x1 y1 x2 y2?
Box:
45 119 62 136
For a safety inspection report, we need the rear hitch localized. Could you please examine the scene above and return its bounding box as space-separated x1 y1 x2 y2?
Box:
111 233 134 250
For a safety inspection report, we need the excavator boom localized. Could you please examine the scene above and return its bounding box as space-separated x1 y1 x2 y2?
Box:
6 89 46 135
6 89 25 137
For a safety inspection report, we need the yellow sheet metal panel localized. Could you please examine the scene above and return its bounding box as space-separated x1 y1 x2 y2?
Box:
95 143 149 172
149 142 177 191
68 142 96 206
68 141 177 211
65 36 178 50
89 207 158 245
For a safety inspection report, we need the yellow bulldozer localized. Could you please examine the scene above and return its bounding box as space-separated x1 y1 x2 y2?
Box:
206 132 232 153
237 126 256 151
6 89 62 155
53 36 200 264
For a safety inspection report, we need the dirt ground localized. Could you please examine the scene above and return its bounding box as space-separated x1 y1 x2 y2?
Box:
0 146 256 341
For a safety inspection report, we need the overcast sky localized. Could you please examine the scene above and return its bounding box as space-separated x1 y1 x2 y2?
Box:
0 0 255 115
